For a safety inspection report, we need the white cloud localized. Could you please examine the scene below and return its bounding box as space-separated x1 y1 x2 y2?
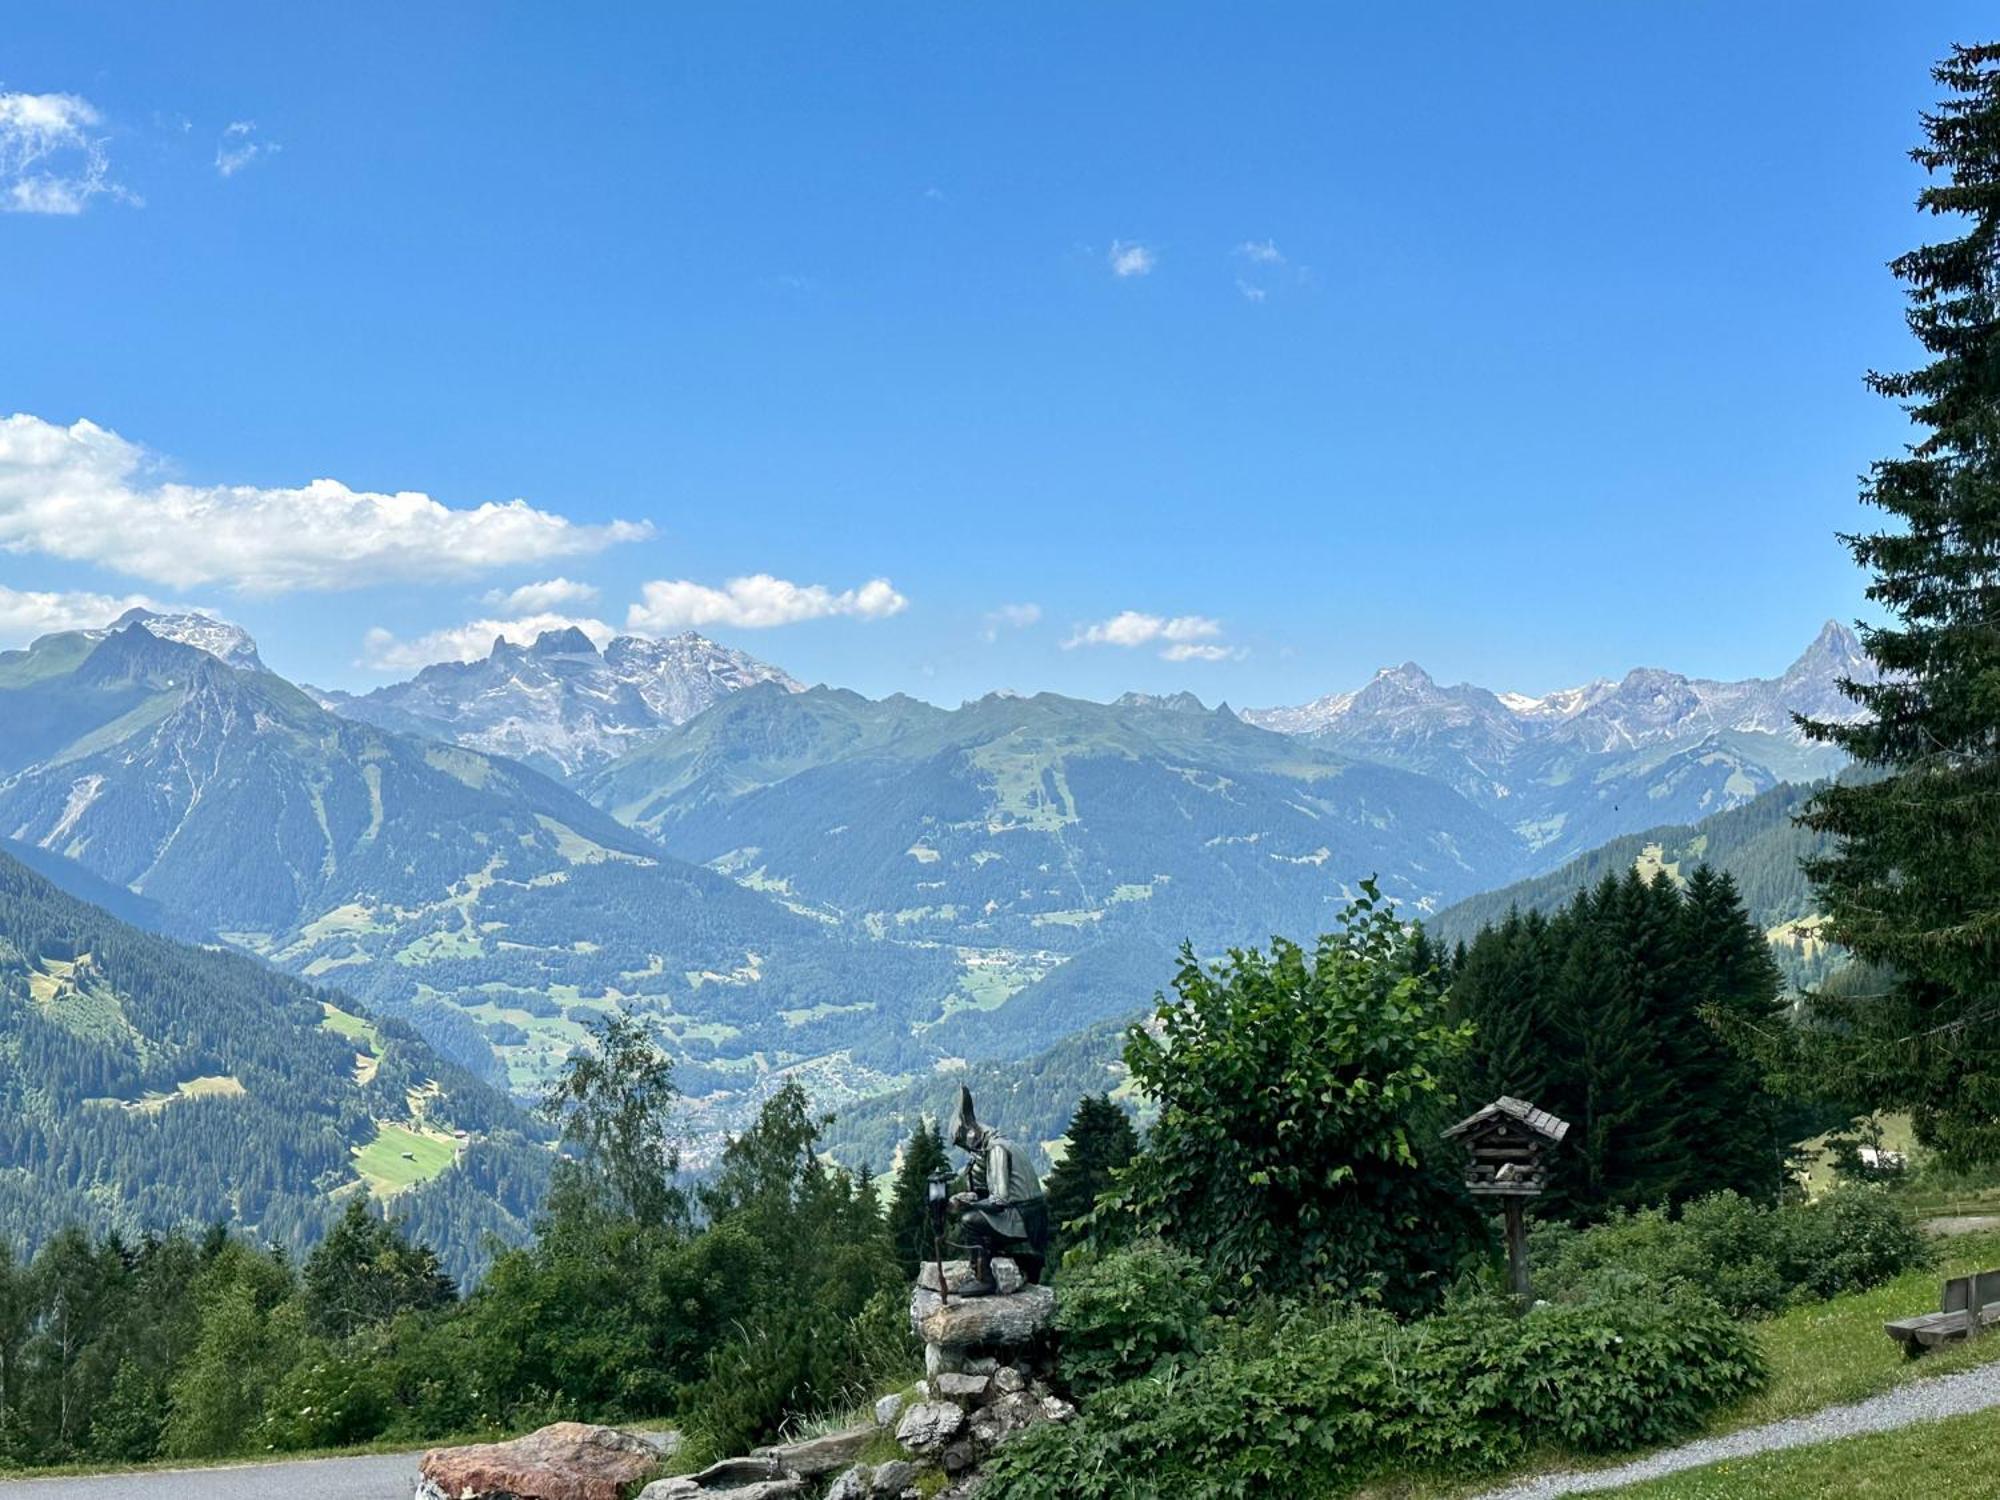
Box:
362 612 615 672
1236 239 1285 265
0 413 651 594
0 584 168 647
1066 610 1242 661
1235 280 1268 303
1162 642 1246 663
1066 611 1222 649
214 120 279 177
628 574 907 632
483 577 601 613
1108 240 1155 278
981 602 1041 641
0 92 134 214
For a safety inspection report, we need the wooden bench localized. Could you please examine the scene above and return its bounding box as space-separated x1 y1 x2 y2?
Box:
1885 1270 2000 1356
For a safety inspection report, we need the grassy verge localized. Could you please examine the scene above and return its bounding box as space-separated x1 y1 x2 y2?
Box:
1602 1404 2000 1497
1364 1228 2000 1499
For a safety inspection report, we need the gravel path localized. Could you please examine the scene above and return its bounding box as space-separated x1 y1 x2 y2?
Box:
1468 1361 2000 1498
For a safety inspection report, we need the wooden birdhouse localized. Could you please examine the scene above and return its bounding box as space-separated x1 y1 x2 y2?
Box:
1444 1096 1570 1301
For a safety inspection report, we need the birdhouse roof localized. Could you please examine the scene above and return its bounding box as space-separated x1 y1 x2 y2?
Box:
1443 1095 1570 1145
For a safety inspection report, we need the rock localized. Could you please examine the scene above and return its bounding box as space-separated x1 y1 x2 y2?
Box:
753 1427 872 1476
915 1285 1056 1350
932 1371 990 1404
869 1459 918 1494
940 1438 978 1473
991 1366 1026 1397
824 1470 870 1500
918 1257 1027 1298
895 1398 966 1454
924 1340 962 1377
874 1391 907 1429
418 1422 663 1500
1040 1394 1077 1423
688 1454 787 1488
638 1477 802 1500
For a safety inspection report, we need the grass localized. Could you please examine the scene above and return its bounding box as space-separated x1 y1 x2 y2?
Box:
1603 1404 2000 1497
1378 1227 2000 1500
352 1122 458 1194
1725 1227 2000 1429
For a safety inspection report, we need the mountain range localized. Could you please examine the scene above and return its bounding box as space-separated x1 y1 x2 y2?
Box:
0 610 1866 1144
319 628 804 779
1241 621 1870 862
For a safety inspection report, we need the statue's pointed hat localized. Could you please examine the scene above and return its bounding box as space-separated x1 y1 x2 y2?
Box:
946 1084 979 1149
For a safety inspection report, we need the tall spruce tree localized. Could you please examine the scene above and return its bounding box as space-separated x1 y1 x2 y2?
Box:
886 1121 951 1279
1449 867 1784 1221
1043 1094 1139 1254
1798 43 2000 1166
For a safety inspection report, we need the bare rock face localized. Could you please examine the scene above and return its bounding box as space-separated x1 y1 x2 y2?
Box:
914 1284 1056 1349
895 1398 967 1455
417 1421 662 1500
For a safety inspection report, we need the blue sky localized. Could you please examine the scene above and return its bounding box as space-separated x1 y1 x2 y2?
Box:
0 5 1980 706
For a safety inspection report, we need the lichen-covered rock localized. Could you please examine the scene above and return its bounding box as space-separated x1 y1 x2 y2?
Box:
1039 1394 1077 1423
918 1257 1027 1298
895 1398 966 1454
417 1421 663 1500
874 1390 907 1429
753 1426 871 1476
940 1438 978 1474
637 1477 802 1500
915 1285 1055 1349
825 1468 870 1500
990 1365 1026 1397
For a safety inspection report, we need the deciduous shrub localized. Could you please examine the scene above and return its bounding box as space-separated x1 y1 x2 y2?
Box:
1533 1186 1931 1318
1054 1241 1212 1396
1106 886 1485 1309
983 1281 1764 1500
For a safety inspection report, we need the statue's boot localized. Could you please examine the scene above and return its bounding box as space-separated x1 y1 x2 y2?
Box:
967 1247 999 1297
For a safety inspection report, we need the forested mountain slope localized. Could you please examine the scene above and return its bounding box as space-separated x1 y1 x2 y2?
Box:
586 683 1533 949
1428 780 1835 985
0 848 547 1280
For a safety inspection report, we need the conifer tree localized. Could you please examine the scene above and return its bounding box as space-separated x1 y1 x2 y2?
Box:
886 1121 950 1279
1043 1094 1139 1253
1799 43 2000 1166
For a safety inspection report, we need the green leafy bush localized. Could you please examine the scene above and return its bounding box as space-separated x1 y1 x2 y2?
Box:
254 1339 395 1450
1534 1187 1931 1318
1054 1241 1212 1396
981 1281 1764 1500
1107 886 1485 1309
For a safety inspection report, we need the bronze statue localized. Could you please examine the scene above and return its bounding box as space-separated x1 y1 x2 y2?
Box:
944 1084 1050 1294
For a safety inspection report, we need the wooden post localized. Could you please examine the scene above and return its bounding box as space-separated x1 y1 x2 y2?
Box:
1503 1196 1532 1305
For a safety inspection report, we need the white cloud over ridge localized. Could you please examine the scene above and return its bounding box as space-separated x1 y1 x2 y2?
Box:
484 577 601 613
0 584 168 647
0 92 133 214
1066 610 1242 662
1066 611 1221 649
628 574 907 632
981 602 1041 641
0 414 651 593
362 612 615 672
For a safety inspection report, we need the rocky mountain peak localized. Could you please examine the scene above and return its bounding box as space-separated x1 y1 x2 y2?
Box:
528 626 602 658
104 609 266 672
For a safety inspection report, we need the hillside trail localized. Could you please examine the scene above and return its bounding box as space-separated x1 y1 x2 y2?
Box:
1467 1359 2000 1498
